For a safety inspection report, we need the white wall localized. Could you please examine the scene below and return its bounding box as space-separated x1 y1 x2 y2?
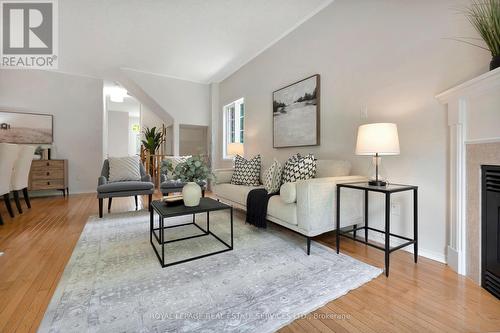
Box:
129 115 140 155
467 92 500 142
123 69 211 126
0 69 104 193
107 110 130 157
215 0 490 262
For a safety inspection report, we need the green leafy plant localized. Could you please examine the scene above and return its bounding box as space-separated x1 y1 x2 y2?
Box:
460 1 500 57
161 155 214 183
141 127 165 155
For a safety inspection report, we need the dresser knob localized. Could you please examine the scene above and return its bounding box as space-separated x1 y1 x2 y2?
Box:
47 181 50 185
46 172 50 176
46 162 50 166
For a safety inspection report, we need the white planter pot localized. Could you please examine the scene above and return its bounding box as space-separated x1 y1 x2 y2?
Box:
182 182 202 207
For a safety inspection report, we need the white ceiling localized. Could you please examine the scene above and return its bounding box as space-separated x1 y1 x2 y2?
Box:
59 0 332 83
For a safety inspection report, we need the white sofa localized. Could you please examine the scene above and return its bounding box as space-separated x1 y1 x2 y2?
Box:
213 159 366 254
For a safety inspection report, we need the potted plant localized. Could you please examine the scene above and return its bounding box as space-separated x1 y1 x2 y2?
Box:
141 126 165 175
462 0 500 70
141 126 165 155
161 155 214 207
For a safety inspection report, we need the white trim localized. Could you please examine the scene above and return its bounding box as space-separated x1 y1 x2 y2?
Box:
436 67 500 103
436 68 500 279
120 67 208 85
447 246 459 268
213 0 335 83
465 137 500 144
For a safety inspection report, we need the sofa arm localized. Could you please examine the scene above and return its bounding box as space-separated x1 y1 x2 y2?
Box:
160 174 167 183
295 176 367 234
213 168 234 184
98 176 107 186
142 174 152 183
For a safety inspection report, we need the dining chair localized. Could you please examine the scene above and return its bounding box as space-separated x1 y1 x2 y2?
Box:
11 145 35 213
0 143 20 224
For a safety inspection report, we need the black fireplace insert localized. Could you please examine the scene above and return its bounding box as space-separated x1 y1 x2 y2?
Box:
481 165 500 300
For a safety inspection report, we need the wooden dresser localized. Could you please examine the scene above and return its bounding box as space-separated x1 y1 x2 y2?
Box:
28 159 69 196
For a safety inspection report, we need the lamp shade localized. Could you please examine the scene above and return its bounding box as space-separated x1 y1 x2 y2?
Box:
227 142 244 156
355 123 400 156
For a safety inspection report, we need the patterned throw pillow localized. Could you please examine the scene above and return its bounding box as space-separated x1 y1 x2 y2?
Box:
108 156 141 182
263 159 282 194
282 153 316 183
231 155 261 186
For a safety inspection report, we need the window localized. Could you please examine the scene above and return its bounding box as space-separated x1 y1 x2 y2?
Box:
223 98 244 159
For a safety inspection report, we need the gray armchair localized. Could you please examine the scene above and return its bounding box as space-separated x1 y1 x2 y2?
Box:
97 159 154 218
160 174 206 197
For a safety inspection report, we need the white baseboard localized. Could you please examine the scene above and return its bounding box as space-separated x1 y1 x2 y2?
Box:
446 245 459 271
364 231 446 264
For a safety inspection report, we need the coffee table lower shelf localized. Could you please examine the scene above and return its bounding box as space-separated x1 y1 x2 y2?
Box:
150 200 233 268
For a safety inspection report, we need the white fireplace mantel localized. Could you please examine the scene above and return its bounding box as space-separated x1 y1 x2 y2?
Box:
436 66 500 276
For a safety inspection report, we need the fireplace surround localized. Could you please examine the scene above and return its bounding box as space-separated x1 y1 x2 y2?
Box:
437 67 500 282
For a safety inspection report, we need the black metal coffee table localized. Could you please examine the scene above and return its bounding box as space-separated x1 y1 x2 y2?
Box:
150 197 233 267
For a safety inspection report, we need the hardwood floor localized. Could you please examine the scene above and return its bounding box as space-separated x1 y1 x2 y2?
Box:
0 193 499 333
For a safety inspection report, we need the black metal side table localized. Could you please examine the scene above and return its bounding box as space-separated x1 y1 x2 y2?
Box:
336 182 418 277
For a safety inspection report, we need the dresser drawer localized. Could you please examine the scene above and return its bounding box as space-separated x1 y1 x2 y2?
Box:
31 160 65 171
30 168 65 180
30 179 65 190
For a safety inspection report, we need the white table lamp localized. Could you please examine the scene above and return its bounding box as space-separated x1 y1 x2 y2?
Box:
227 142 244 157
355 123 400 186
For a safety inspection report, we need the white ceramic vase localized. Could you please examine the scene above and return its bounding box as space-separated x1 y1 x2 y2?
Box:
182 182 202 207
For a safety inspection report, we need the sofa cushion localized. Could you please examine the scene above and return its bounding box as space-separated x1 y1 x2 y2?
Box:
282 153 316 183
231 154 261 186
267 195 298 226
263 159 282 194
108 156 141 182
215 183 263 206
97 181 154 194
280 182 297 204
316 160 351 177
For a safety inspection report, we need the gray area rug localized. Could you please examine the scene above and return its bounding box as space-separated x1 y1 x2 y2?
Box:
39 208 381 333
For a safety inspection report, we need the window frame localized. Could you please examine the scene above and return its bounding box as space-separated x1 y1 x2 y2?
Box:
223 97 245 160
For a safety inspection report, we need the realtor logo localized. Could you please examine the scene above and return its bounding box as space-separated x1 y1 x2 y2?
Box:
1 0 58 68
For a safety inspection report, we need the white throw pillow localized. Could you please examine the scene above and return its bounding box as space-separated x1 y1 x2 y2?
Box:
263 159 282 194
108 156 141 182
280 182 297 204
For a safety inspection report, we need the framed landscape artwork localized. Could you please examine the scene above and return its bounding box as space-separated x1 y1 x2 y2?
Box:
273 74 320 148
0 111 53 144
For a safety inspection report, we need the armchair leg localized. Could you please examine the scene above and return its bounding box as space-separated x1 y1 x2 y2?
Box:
135 195 138 209
22 188 31 208
307 237 311 255
108 197 112 212
3 194 14 218
98 198 103 218
13 191 22 214
148 194 152 211
0 212 3 225
202 190 205 198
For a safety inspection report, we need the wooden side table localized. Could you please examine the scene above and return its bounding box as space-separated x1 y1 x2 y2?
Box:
28 159 69 196
336 182 418 277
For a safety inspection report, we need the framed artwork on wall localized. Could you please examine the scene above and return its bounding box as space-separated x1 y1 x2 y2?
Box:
273 74 320 148
0 111 53 144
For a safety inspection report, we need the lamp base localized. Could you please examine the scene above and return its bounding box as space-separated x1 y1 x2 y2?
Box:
368 180 387 187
